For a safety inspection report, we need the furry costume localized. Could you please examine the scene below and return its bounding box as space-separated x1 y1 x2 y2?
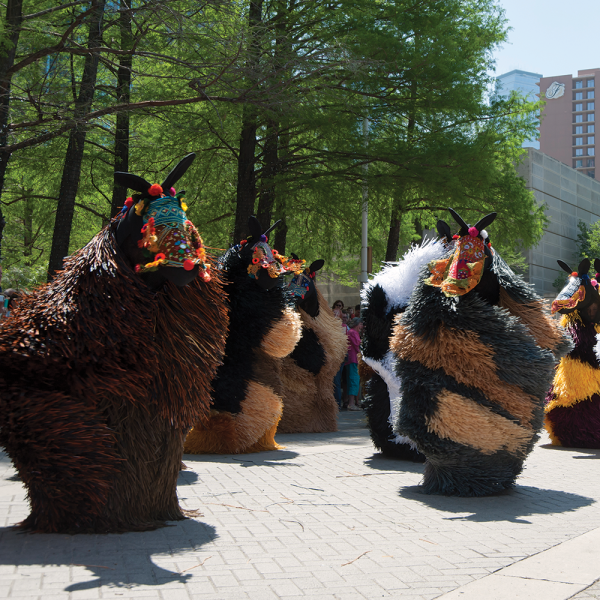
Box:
183 218 303 454
360 237 448 461
0 155 228 532
277 261 347 433
545 258 600 448
391 209 570 496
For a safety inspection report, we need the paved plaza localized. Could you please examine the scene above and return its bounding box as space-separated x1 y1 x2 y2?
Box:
1 411 600 600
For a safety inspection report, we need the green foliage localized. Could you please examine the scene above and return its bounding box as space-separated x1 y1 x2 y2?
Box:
0 0 547 288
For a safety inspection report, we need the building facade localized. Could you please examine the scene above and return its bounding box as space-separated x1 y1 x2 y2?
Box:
538 68 598 181
519 147 600 297
496 69 543 149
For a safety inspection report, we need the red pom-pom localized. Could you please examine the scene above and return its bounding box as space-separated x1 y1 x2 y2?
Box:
487 242 492 248
183 259 195 271
154 253 166 261
252 257 259 264
135 265 141 272
125 197 134 208
240 239 247 246
148 184 163 197
147 217 155 227
571 271 578 277
452 234 460 240
468 226 479 237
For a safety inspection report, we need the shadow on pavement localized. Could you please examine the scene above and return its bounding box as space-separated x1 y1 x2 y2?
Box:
540 444 600 459
0 517 217 592
177 470 199 486
398 484 595 524
183 449 301 468
364 453 425 475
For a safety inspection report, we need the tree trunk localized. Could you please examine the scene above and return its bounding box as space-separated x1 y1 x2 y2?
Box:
256 118 278 229
385 76 417 263
232 0 263 242
110 0 133 219
47 0 106 280
0 0 24 283
234 105 259 240
272 194 287 254
23 194 33 264
385 205 401 262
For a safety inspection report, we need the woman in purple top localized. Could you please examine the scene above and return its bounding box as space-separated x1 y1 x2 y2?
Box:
346 317 363 410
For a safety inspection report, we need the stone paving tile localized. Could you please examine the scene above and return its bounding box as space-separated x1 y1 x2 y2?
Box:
573 580 600 599
2 415 600 600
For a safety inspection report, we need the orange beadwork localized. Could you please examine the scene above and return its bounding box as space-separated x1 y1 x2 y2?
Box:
425 235 486 297
551 285 586 314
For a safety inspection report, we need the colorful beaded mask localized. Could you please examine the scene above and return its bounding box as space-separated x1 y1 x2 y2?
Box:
288 271 313 300
551 283 586 314
425 234 487 297
135 193 210 281
245 240 305 280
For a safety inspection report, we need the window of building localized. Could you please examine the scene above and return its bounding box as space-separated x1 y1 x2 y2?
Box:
588 102 595 110
575 148 584 156
589 136 595 144
575 80 583 89
575 137 583 145
589 91 595 99
575 92 584 100
575 160 583 168
588 113 595 122
575 125 584 134
588 79 595 88
575 114 583 122
589 125 595 133
589 148 595 156
588 159 596 167
587 170 595 178
575 103 583 111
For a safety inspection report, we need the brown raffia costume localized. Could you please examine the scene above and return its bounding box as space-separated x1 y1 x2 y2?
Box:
0 155 228 532
278 263 347 433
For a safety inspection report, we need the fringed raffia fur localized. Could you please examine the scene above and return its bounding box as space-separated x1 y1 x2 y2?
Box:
0 226 228 532
393 250 569 496
183 243 300 455
278 289 347 433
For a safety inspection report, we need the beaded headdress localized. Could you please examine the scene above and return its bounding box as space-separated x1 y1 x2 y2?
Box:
425 208 496 298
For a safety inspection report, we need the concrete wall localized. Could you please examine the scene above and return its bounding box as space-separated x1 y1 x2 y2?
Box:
519 147 600 297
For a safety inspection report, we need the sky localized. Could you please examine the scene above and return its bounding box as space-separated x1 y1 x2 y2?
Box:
492 0 600 79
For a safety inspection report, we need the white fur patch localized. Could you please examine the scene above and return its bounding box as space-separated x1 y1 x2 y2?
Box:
363 352 417 449
361 237 447 315
594 332 600 364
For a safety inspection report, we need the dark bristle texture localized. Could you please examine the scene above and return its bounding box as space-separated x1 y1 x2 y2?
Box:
392 249 570 496
184 242 302 454
0 226 228 532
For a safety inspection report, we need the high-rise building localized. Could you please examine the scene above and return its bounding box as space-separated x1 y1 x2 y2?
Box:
538 68 598 181
495 69 543 149
518 147 600 297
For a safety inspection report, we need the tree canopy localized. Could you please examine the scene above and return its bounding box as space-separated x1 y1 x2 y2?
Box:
0 0 545 289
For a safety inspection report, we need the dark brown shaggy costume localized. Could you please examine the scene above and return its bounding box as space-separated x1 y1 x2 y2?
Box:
0 225 228 533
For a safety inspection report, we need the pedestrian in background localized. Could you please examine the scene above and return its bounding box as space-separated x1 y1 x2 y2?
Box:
346 317 363 411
